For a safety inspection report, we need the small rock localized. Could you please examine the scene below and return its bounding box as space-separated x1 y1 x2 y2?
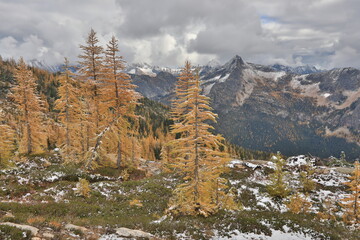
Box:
0 222 39 236
115 227 153 239
31 237 41 240
65 223 88 233
1 211 15 218
42 159 52 167
42 232 55 239
4 212 15 218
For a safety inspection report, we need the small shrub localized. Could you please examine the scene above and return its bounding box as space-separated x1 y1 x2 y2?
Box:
299 164 316 193
27 216 46 226
73 229 84 237
76 178 91 198
286 193 312 214
121 169 130 181
49 220 62 231
266 152 290 199
129 199 143 207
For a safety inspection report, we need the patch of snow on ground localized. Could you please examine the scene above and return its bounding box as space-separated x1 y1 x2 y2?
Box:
17 176 30 185
248 170 269 185
287 155 314 167
214 227 314 240
244 162 259 169
44 171 65 182
228 159 243 168
313 169 348 187
99 234 127 240
91 182 118 199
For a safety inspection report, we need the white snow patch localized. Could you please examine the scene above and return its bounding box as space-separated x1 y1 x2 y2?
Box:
99 234 128 240
244 162 259 169
44 171 65 182
255 70 286 82
205 75 221 82
313 169 348 187
286 155 314 167
203 82 216 95
17 176 30 185
137 67 156 77
218 73 230 83
228 159 243 168
213 227 313 240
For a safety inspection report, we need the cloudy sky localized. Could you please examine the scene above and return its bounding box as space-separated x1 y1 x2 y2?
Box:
1 0 360 68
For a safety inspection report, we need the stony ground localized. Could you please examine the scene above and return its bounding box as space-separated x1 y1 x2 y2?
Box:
0 154 359 239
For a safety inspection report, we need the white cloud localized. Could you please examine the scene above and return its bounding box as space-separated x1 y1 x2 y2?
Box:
0 0 360 68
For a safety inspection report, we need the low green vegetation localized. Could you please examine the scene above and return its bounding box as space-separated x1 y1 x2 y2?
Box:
0 225 31 240
0 156 359 239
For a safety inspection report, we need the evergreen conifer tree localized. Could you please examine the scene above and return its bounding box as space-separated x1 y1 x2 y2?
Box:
341 161 360 224
78 29 103 151
267 152 290 199
168 64 237 216
0 118 15 167
300 163 316 193
54 58 82 162
12 57 46 154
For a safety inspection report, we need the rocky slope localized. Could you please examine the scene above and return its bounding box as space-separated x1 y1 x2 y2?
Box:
0 154 359 239
132 56 360 159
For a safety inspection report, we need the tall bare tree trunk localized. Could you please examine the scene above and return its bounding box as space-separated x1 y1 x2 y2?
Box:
117 140 122 169
194 88 199 201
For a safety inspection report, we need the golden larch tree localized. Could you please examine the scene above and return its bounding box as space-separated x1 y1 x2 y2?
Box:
54 58 82 162
172 60 193 122
0 111 16 167
341 160 360 224
78 28 103 151
162 61 194 169
101 36 137 168
12 57 46 154
84 36 138 169
168 64 237 216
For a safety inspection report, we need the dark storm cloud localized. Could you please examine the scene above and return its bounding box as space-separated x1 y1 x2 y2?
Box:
0 0 360 68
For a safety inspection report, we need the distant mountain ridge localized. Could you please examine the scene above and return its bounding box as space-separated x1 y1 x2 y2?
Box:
270 63 323 74
131 55 360 159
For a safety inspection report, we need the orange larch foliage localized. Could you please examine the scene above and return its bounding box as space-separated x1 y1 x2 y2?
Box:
341 161 360 224
78 29 104 151
54 58 82 162
0 117 15 166
168 63 237 216
100 36 138 168
12 57 46 154
84 35 138 169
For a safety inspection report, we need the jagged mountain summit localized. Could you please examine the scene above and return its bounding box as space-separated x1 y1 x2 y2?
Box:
29 59 63 73
132 55 360 159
